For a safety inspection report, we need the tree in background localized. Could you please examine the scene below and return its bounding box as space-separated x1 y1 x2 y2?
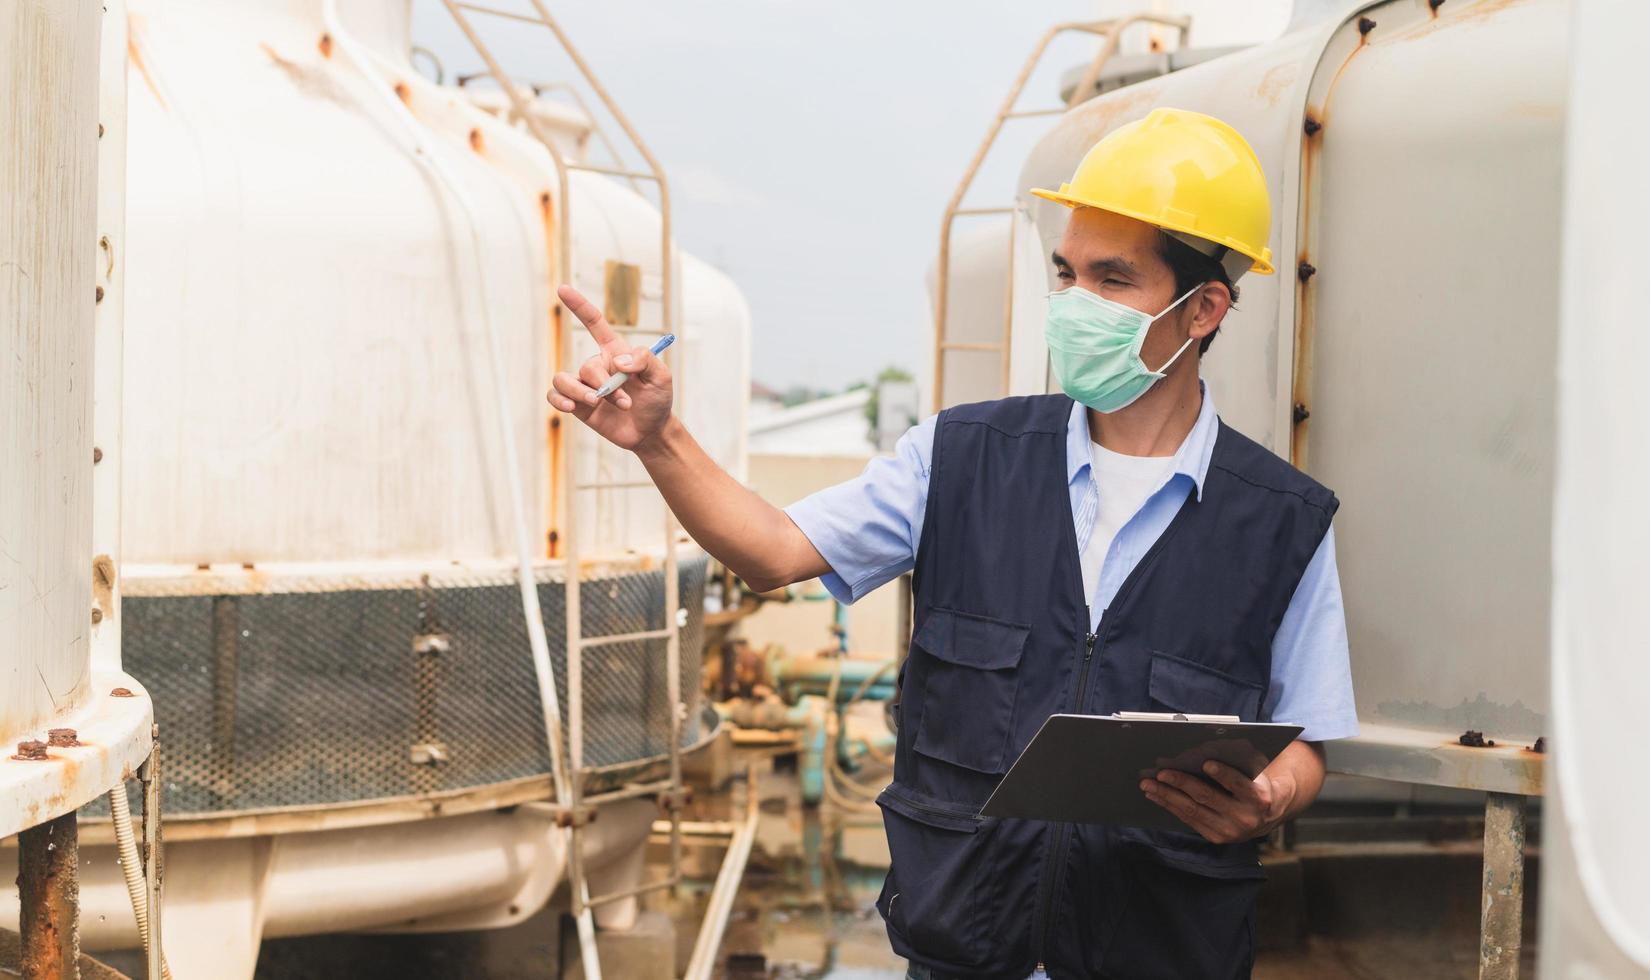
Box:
863 365 916 440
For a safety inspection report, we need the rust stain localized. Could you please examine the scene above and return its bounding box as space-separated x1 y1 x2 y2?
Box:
1252 63 1298 109
317 32 333 58
1511 101 1561 119
261 43 351 104
469 127 485 153
92 553 116 617
543 188 564 559
1074 86 1159 145
1406 0 1532 41
394 80 412 104
127 16 167 111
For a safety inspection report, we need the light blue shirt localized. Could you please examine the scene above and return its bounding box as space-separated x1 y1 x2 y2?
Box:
785 386 1358 743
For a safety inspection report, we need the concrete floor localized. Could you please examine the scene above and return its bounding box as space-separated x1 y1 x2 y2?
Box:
183 747 1537 979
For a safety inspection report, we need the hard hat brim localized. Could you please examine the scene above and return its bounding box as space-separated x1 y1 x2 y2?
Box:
1029 186 1276 276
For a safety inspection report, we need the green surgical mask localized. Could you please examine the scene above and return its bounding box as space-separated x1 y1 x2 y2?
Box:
1043 283 1204 413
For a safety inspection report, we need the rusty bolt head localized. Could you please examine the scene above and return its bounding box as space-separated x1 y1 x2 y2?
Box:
1303 117 1322 137
48 729 80 747
96 286 105 303
1430 0 1445 9
1292 403 1311 426
92 607 103 624
13 740 49 761
111 687 135 697
1358 16 1377 35
93 446 103 464
1297 261 1317 283
98 122 105 138
318 33 333 57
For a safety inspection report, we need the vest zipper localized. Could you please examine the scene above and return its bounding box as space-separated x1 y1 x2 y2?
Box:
1032 627 1099 967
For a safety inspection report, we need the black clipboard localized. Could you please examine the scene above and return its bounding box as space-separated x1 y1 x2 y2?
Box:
979 712 1303 831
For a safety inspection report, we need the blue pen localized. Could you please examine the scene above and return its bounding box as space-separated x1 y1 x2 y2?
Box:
595 333 675 398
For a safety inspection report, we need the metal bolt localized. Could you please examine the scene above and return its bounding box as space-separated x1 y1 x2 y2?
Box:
1303 116 1322 137
47 729 79 748
318 33 333 57
91 607 103 624
111 687 135 697
1358 16 1377 35
98 122 105 138
95 286 104 303
13 740 49 761
1297 261 1317 284
1430 0 1445 9
1292 403 1311 425
93 446 103 464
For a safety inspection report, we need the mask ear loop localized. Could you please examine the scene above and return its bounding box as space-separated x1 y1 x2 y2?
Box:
1142 281 1208 374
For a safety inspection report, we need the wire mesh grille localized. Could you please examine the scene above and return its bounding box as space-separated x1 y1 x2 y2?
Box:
86 558 705 818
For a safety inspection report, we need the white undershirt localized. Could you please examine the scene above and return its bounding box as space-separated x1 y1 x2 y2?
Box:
1081 442 1177 609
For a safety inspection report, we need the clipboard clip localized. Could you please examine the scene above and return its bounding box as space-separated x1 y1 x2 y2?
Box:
1111 710 1243 724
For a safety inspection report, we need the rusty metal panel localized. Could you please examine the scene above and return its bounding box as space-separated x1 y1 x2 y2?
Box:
1297 0 1566 789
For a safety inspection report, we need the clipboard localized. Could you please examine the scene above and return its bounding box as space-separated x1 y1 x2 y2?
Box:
978 712 1303 831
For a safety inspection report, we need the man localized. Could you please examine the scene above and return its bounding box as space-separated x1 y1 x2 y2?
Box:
548 107 1355 980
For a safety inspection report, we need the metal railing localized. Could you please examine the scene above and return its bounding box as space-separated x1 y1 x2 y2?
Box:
932 13 1192 411
437 5 684 979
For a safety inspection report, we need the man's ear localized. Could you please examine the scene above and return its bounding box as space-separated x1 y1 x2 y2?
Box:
1186 282 1231 342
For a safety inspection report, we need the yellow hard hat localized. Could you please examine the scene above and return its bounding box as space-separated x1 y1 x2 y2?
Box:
1031 107 1274 276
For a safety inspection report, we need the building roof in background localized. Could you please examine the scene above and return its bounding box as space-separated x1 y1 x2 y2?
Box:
748 389 874 457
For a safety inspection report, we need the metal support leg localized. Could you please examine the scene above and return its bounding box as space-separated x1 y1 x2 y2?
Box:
1479 791 1526 980
18 811 79 980
141 741 164 980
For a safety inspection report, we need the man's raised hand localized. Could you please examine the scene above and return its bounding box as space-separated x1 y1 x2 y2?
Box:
548 284 675 452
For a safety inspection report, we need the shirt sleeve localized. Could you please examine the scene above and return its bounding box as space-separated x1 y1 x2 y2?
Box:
782 415 935 604
1264 524 1359 742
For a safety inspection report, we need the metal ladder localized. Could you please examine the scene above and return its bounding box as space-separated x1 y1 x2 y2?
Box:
932 13 1192 411
439 5 686 978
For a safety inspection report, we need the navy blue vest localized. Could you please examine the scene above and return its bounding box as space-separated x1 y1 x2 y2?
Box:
876 394 1337 980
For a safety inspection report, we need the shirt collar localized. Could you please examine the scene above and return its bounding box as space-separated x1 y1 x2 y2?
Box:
1065 381 1219 501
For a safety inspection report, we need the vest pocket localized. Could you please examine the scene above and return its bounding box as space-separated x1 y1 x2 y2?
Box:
876 782 995 967
1147 651 1265 721
910 608 1030 774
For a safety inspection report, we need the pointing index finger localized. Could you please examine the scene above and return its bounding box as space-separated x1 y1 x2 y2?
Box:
557 284 619 349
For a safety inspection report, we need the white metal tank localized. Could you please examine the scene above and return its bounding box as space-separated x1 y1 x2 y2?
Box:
0 1 751 975
1540 0 1650 972
0 0 154 842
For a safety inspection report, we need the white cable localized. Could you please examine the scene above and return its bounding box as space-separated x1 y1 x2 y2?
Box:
110 784 172 980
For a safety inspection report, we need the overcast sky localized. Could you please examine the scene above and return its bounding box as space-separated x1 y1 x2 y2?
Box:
410 0 1124 392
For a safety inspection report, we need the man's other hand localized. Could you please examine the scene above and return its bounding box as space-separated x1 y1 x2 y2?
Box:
1139 761 1296 844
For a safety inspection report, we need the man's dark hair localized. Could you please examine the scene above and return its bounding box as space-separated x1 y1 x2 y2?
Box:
1156 231 1239 355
